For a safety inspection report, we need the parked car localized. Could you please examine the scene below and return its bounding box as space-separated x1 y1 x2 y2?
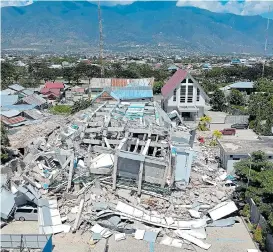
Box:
224 180 238 188
14 206 38 221
231 123 248 129
220 128 236 135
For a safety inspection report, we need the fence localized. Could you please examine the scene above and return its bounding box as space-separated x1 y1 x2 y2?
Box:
246 198 273 252
0 234 52 252
224 115 249 124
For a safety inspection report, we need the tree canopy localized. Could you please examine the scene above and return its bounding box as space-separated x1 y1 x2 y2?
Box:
228 89 245 106
235 151 273 233
210 89 226 111
248 78 273 136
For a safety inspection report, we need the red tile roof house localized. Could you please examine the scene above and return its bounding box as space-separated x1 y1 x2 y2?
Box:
41 82 64 100
40 88 61 100
161 69 209 121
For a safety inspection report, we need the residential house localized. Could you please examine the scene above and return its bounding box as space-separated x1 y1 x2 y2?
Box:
44 82 64 90
231 59 241 65
40 88 61 100
8 84 25 93
0 89 16 95
161 69 209 121
41 82 65 100
93 85 153 103
168 65 179 73
88 77 154 98
65 87 89 104
49 64 62 69
0 110 27 128
23 109 44 120
22 94 47 109
1 95 19 108
202 63 212 70
218 139 273 174
220 81 254 95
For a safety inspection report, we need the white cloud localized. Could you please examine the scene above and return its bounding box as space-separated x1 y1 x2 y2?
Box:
176 0 273 16
1 0 33 7
1 0 272 15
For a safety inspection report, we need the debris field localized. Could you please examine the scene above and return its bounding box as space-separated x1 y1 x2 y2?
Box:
1 101 240 251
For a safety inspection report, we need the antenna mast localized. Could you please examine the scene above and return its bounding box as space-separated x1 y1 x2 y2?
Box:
98 0 104 77
262 5 270 78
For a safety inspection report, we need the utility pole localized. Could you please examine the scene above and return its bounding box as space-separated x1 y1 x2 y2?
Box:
98 0 104 77
262 6 270 78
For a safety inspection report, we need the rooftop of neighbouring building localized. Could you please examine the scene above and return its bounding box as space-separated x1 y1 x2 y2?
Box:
218 139 273 155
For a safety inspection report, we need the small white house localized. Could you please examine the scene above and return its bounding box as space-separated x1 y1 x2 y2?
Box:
161 69 209 121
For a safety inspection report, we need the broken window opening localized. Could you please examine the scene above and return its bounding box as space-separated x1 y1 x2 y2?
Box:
147 147 154 156
173 89 177 101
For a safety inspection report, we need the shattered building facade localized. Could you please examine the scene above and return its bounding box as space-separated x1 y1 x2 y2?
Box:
80 101 195 192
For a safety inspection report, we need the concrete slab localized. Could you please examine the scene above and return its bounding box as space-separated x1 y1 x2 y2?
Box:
205 111 228 124
209 124 258 140
2 217 256 252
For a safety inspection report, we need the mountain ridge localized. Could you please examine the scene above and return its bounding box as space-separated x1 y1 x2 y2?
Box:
1 1 272 54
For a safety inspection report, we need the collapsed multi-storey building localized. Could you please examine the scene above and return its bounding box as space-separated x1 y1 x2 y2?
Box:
78 100 196 194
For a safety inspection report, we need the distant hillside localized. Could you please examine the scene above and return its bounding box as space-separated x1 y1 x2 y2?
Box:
1 1 272 53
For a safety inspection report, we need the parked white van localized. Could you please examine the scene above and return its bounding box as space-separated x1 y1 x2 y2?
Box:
14 206 38 221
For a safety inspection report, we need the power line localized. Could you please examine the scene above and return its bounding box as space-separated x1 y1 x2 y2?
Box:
262 5 270 78
98 0 104 77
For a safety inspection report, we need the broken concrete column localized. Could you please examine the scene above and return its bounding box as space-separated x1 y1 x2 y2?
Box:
112 138 127 190
138 139 151 195
67 154 74 192
72 198 85 233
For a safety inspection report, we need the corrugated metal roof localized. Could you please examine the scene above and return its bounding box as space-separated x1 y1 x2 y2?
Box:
90 78 154 89
22 94 47 106
111 86 153 100
9 84 25 91
0 115 26 126
161 69 188 98
0 110 21 118
111 78 129 87
24 87 42 92
44 82 64 89
22 89 34 96
71 87 85 93
1 104 36 111
24 109 44 120
168 65 179 70
1 95 19 106
90 78 112 88
229 82 254 89
0 89 16 95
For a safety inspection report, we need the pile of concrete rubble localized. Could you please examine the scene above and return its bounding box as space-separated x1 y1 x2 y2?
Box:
1 101 238 251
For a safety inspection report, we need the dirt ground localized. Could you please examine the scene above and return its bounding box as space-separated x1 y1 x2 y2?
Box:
2 218 257 252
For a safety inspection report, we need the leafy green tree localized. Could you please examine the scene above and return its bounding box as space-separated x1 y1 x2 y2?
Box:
71 99 91 114
86 65 100 84
201 80 218 94
1 124 9 146
1 62 16 88
210 89 226 111
228 89 244 106
248 92 273 135
63 67 74 84
254 78 273 93
235 151 273 232
153 81 164 94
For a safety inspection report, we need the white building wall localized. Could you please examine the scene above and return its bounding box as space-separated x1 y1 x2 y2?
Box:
167 77 206 109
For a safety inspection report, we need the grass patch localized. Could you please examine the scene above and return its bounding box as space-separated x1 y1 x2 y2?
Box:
50 105 72 115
